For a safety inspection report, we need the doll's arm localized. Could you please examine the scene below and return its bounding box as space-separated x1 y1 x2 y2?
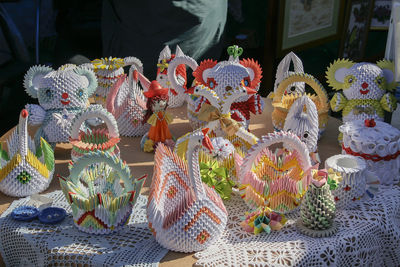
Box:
147 113 157 126
380 93 397 112
164 112 173 124
25 104 46 125
330 93 347 112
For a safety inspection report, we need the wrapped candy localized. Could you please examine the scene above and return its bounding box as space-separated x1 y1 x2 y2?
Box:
147 128 227 252
0 109 54 197
59 151 146 234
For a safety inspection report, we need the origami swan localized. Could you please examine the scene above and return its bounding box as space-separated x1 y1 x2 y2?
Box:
147 128 228 252
0 109 55 197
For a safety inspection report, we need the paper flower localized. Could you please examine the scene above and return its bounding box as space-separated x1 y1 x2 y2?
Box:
200 160 234 200
92 57 125 70
53 109 75 129
240 206 287 235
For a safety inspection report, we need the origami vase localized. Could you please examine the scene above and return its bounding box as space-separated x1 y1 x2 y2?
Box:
0 109 55 197
70 105 120 162
147 128 228 252
297 182 337 237
325 154 368 209
238 131 313 213
271 73 329 136
339 119 400 186
59 151 146 234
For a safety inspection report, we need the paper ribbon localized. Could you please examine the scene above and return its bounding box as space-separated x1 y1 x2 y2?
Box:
197 103 241 136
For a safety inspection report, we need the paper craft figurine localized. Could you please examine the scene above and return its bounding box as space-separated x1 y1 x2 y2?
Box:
339 118 400 186
147 128 228 252
70 105 120 162
88 56 143 106
273 51 305 96
168 45 264 130
271 72 329 135
138 76 174 152
297 169 338 238
238 131 313 213
156 45 187 108
59 151 146 234
325 154 379 209
0 109 54 197
241 206 287 235
326 59 397 122
24 64 97 146
283 95 320 165
106 64 149 137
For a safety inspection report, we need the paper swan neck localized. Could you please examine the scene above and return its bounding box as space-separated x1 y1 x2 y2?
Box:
19 110 29 157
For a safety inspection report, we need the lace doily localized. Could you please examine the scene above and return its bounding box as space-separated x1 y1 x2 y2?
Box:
195 186 400 267
0 191 168 267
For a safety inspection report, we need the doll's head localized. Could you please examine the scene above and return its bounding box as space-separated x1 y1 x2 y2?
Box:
24 64 97 110
142 81 169 123
326 59 396 100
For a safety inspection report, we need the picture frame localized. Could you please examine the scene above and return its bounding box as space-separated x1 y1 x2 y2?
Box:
277 0 345 56
339 0 375 61
370 0 392 30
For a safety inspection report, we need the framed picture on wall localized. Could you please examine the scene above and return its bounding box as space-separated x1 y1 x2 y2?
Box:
370 0 392 30
339 0 375 61
277 0 345 56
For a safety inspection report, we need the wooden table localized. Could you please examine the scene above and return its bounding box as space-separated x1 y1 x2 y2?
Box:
0 98 342 266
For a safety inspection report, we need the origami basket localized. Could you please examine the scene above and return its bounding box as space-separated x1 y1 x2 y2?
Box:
339 118 400 186
90 57 143 106
271 73 329 136
147 129 227 252
273 52 305 95
0 109 55 197
239 131 312 213
70 105 120 162
106 65 150 137
59 151 146 234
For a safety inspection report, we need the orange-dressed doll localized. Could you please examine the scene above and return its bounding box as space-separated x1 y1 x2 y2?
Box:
141 80 175 152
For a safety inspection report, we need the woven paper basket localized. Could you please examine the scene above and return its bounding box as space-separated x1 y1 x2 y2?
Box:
272 73 329 136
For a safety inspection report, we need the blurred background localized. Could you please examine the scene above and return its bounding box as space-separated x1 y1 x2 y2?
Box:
0 0 390 136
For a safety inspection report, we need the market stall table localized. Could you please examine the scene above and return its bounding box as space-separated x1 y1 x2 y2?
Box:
0 99 398 266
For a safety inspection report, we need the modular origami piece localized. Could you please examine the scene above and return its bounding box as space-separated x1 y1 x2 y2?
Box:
283 95 320 165
59 151 146 234
339 118 400 186
325 154 372 209
326 59 397 123
238 131 313 213
147 129 228 253
297 169 338 238
156 45 187 108
24 64 97 146
273 51 305 95
88 57 143 106
271 72 329 136
106 65 150 137
0 109 54 197
168 45 264 130
70 105 120 162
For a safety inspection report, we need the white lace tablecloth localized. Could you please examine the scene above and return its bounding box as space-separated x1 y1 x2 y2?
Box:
195 186 400 267
0 191 168 267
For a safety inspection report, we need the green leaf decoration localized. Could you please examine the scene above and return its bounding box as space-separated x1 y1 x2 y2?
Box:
200 159 233 200
0 143 9 161
327 177 338 190
40 137 55 171
35 143 43 158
